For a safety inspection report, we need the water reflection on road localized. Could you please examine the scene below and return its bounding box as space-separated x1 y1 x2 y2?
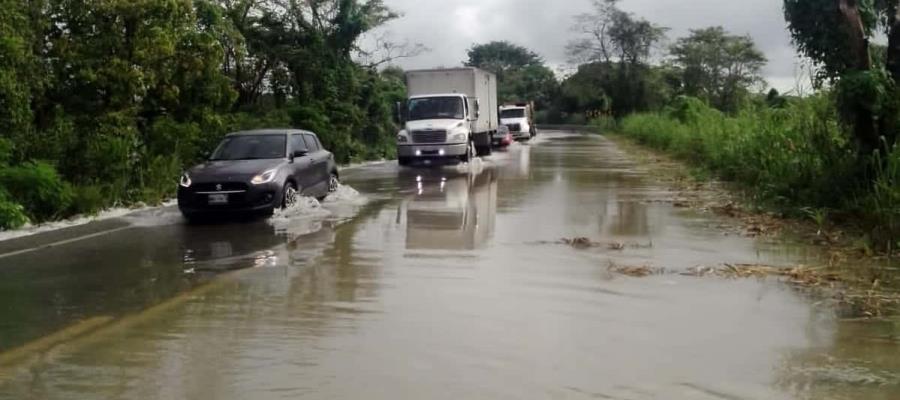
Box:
0 132 898 399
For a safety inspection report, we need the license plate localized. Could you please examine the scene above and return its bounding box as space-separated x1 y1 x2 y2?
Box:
208 194 229 205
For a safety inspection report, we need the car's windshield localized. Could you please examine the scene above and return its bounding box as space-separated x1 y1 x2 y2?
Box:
500 109 525 119
408 97 465 121
210 134 286 161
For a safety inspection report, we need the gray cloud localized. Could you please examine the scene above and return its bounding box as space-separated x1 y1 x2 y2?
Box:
373 0 805 91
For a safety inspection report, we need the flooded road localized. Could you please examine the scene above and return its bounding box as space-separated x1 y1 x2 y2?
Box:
0 132 898 399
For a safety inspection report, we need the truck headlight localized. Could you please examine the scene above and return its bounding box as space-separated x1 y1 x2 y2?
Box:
449 132 467 143
251 169 278 185
397 130 409 143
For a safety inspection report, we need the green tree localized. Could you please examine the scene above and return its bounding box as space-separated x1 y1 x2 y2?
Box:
670 26 767 112
465 41 544 78
465 41 558 107
568 0 667 65
784 0 900 154
566 0 667 117
558 62 671 120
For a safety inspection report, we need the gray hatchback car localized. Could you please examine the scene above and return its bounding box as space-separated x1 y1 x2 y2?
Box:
177 129 339 221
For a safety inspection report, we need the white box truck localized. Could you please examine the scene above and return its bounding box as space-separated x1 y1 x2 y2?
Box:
499 102 537 141
397 68 498 166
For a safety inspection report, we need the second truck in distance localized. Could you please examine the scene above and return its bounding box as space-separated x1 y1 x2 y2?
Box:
499 102 537 142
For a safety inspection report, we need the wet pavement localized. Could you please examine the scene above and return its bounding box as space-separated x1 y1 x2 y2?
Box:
0 132 898 399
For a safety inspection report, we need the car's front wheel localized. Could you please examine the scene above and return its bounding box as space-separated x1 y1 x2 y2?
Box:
282 182 298 209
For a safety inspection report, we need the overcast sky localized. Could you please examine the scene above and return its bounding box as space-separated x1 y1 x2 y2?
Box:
370 0 806 93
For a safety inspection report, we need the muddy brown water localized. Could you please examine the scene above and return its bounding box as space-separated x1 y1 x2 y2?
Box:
0 132 897 399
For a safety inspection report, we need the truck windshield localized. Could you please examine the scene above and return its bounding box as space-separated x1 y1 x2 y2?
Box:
408 97 465 121
210 135 286 160
500 109 525 119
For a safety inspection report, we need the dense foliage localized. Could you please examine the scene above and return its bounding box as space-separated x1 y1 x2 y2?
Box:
465 41 559 108
670 27 768 113
614 95 900 247
785 0 900 154
0 0 405 229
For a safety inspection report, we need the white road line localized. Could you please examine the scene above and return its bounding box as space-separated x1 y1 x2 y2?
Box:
0 226 133 260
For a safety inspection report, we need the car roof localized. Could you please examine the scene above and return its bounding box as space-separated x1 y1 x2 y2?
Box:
226 129 315 137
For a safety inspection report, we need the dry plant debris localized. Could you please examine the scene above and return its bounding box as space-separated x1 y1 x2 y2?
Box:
605 262 900 318
557 237 650 250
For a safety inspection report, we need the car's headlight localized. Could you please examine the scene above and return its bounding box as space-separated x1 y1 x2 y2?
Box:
251 169 278 185
180 173 192 188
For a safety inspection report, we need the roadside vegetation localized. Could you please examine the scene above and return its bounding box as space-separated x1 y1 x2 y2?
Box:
555 0 900 252
0 0 408 229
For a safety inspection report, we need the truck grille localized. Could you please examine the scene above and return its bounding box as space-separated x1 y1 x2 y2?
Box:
506 123 521 132
412 130 447 144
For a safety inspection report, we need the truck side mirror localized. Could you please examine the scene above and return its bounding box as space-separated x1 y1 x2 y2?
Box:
470 98 481 121
395 101 405 124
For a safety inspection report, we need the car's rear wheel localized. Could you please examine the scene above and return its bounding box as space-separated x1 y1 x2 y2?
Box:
181 211 201 224
282 182 298 209
318 172 339 201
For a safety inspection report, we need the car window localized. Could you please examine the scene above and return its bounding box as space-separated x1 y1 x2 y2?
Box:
291 135 308 154
211 134 286 161
303 134 320 152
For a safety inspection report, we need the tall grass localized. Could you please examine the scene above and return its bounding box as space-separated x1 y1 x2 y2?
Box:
613 95 900 247
866 143 900 249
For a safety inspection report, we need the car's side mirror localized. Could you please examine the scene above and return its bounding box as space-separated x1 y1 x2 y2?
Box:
292 150 308 159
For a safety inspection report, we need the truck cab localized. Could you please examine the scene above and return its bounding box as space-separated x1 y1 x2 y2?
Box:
398 94 476 166
397 68 498 167
499 103 536 141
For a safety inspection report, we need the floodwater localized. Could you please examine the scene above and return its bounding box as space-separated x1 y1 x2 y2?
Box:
0 132 898 399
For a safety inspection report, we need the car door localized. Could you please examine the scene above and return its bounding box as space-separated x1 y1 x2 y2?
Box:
303 133 328 194
289 134 314 192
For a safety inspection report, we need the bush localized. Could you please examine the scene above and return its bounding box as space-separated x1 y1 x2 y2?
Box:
616 95 857 211
863 144 900 247
0 191 29 230
0 161 73 222
67 185 107 216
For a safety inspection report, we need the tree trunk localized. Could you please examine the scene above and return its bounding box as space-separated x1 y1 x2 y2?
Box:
838 0 872 70
885 2 900 149
839 0 879 155
889 3 900 79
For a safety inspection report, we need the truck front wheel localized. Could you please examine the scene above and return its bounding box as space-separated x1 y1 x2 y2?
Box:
461 142 476 163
